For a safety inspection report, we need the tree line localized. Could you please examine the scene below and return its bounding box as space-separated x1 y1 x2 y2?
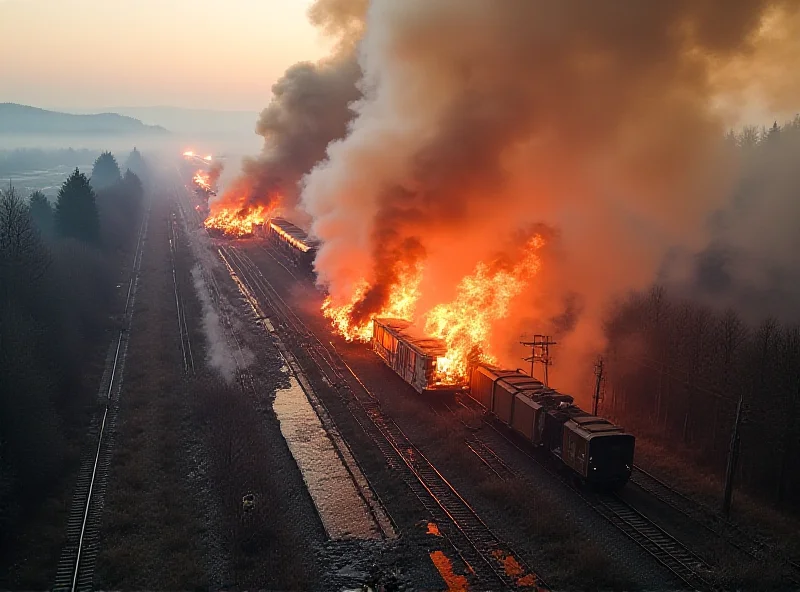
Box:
0 149 148 546
0 147 101 177
603 118 800 510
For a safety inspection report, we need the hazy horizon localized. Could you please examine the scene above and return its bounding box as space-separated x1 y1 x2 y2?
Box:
0 0 333 112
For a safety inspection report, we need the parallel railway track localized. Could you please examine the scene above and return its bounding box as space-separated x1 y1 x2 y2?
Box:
465 437 518 481
221 244 547 591
631 464 800 586
478 421 715 591
54 204 150 592
229 237 719 591
168 210 195 374
216 245 396 541
592 494 712 591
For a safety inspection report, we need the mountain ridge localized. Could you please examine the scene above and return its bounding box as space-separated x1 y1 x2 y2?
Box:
0 103 169 135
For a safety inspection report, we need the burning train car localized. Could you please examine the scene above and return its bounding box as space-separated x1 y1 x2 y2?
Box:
264 217 319 273
367 315 634 488
469 366 635 488
372 318 466 394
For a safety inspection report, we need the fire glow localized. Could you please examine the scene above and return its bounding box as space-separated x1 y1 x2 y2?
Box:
322 235 545 384
322 263 423 342
270 221 312 252
426 235 545 382
193 170 211 191
204 205 270 238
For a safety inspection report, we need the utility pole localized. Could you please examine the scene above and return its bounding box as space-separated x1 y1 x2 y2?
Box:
593 357 605 416
722 393 744 518
521 335 556 386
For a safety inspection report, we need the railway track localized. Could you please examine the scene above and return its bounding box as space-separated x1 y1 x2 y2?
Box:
54 204 150 592
478 421 716 591
221 245 547 591
466 437 517 481
216 245 396 541
593 494 713 591
631 465 800 586
168 210 194 374
172 186 254 384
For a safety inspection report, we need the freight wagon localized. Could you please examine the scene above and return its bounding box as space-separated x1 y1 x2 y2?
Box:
367 319 635 488
469 365 634 488
265 217 318 273
372 318 466 394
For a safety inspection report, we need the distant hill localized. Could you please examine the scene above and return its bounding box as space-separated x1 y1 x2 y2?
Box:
0 103 169 135
89 105 259 136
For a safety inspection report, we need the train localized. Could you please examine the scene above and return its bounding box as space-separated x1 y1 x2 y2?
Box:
372 318 635 489
263 217 319 273
372 318 465 395
258 223 635 488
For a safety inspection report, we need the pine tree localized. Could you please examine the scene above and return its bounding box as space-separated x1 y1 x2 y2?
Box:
122 169 143 202
90 151 121 191
124 147 147 181
28 190 53 237
55 168 100 244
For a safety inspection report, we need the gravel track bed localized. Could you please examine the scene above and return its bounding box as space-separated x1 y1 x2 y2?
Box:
237 242 688 591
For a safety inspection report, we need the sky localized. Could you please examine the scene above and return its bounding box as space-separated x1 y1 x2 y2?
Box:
0 0 333 111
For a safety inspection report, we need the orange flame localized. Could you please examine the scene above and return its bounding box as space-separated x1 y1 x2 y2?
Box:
193 170 211 191
322 235 545 383
322 263 423 342
425 235 545 382
204 205 270 237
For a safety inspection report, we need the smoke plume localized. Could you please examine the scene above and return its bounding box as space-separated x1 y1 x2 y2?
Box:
300 0 800 396
207 161 223 191
662 118 800 325
213 0 367 222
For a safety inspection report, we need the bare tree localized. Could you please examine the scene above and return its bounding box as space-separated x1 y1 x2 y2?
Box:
0 186 50 304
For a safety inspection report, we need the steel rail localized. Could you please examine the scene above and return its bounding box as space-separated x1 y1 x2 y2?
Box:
465 437 517 481
631 464 800 586
479 420 716 591
223 245 547 591
54 203 150 592
218 246 396 540
168 211 194 373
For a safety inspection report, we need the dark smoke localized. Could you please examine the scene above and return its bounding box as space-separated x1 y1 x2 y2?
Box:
301 0 800 392
662 118 800 324
216 0 366 222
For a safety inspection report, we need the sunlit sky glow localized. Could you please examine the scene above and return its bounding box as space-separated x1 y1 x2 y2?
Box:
0 0 333 111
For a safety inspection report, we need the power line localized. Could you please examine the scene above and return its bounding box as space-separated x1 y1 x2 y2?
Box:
593 357 605 416
521 335 556 386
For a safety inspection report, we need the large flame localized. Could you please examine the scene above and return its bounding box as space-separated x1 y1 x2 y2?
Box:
203 174 280 238
322 234 545 383
425 235 545 382
322 263 423 341
204 203 271 238
193 170 211 191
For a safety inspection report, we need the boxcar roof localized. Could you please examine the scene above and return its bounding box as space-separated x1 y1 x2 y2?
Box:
567 416 628 439
269 217 320 251
491 368 573 403
374 317 448 358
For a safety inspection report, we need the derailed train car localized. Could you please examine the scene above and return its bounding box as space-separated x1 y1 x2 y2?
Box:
368 321 635 488
372 318 465 394
469 365 635 488
264 217 318 273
